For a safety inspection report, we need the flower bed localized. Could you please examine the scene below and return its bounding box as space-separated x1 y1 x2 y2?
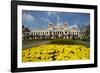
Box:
22 44 90 62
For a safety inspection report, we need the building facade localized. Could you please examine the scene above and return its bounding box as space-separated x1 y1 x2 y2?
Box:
23 22 81 40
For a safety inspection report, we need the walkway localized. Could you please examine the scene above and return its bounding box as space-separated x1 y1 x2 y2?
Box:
22 40 50 49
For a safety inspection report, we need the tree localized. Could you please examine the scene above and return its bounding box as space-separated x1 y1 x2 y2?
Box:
79 24 90 41
22 25 31 40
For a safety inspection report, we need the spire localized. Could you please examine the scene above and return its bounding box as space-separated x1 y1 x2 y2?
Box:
57 12 60 25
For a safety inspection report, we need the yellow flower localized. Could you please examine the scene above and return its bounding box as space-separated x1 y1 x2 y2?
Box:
22 44 90 62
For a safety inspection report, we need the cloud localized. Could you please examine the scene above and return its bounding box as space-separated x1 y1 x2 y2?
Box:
22 13 36 29
70 24 78 28
46 12 62 24
22 13 34 21
47 12 57 16
41 17 50 23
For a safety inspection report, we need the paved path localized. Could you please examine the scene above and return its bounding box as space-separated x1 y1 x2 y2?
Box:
22 40 50 49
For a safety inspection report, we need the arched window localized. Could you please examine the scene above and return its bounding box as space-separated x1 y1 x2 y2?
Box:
62 32 63 34
58 32 59 34
50 32 52 35
38 32 40 35
53 32 55 35
43 32 44 35
60 31 61 34
56 32 57 35
36 32 37 35
68 32 70 34
65 31 67 34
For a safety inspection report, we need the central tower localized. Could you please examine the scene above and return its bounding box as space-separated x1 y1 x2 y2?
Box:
57 12 61 25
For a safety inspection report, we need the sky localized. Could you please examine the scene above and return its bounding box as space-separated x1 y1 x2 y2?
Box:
22 10 90 30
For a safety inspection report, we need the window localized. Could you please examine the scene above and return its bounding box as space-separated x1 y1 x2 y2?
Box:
62 32 63 34
37 32 38 35
58 32 59 34
38 32 40 35
50 32 52 35
36 32 37 35
27 33 29 35
56 32 57 35
65 31 67 34
77 32 78 34
43 32 44 35
60 31 61 34
53 32 55 35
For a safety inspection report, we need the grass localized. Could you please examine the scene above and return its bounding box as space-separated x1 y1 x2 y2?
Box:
50 39 90 48
22 39 49 44
22 39 90 48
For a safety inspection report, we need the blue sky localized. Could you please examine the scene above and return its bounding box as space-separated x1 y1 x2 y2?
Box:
22 10 90 30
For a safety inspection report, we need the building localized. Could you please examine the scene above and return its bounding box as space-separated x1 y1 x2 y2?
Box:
22 25 31 40
22 22 81 40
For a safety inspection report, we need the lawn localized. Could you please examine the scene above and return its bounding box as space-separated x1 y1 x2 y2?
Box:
50 39 90 48
22 39 90 49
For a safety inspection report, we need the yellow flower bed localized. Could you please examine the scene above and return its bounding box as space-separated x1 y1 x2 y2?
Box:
22 44 90 62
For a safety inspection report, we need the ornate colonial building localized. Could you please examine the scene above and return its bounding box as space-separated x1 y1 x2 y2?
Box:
23 22 81 40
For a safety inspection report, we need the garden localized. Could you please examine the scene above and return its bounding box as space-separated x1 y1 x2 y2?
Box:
22 39 90 62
